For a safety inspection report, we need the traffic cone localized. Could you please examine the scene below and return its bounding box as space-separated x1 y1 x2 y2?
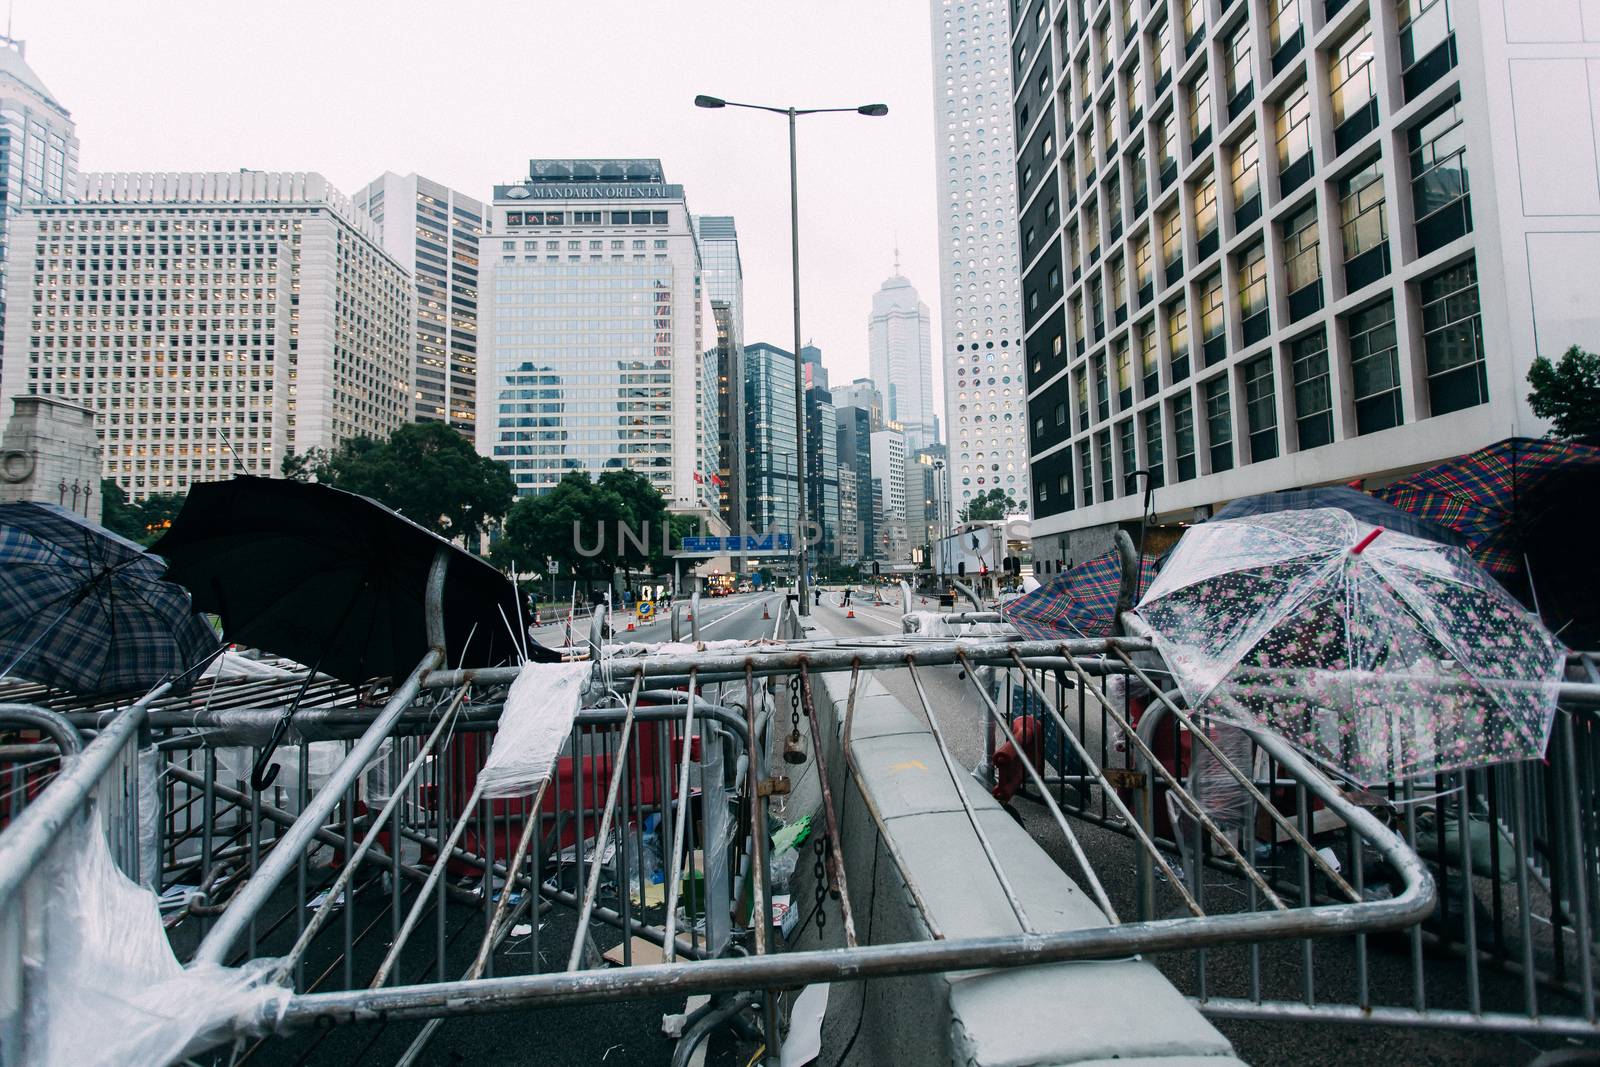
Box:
762 605 770 619
846 607 855 619
626 620 636 632
687 612 694 621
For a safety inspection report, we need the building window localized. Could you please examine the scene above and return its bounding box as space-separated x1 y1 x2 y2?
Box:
1408 97 1472 255
1275 81 1313 189
1187 70 1213 150
1151 16 1174 90
1134 231 1154 294
1054 401 1068 426
1420 258 1488 415
1130 145 1150 212
1142 406 1165 488
1079 442 1095 506
1125 61 1144 123
1094 354 1110 419
1193 170 1218 244
1236 241 1269 327
1115 338 1133 407
1107 173 1124 238
1204 375 1233 473
1086 200 1101 260
1348 299 1403 435
1243 354 1279 461
1075 368 1090 428
1166 299 1191 382
1225 22 1253 113
1291 329 1334 448
1111 255 1128 317
1156 109 1179 182
1230 130 1261 222
1398 0 1456 99
1282 204 1321 298
1329 19 1378 150
1173 392 1197 480
1339 158 1387 264
1182 0 1204 48
1200 271 1225 351
1139 320 1160 395
1098 429 1115 500
1068 223 1083 274
1119 420 1139 494
1160 205 1183 269
1268 0 1304 63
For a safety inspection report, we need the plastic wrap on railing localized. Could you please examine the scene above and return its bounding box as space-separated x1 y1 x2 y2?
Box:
18 821 286 1066
476 661 590 798
902 612 1012 639
1187 720 1256 832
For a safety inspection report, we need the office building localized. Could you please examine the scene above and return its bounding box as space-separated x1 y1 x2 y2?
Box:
694 215 746 529
833 379 881 559
805 375 840 563
0 171 413 499
1015 0 1600 570
930 0 1031 517
744 341 800 543
0 39 77 381
837 463 861 564
871 424 910 562
477 160 721 525
868 265 938 451
912 443 949 559
357 172 484 438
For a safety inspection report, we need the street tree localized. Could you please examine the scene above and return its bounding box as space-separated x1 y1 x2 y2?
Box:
282 422 515 542
960 487 1019 522
101 481 187 545
1528 345 1600 440
599 469 670 590
493 471 627 595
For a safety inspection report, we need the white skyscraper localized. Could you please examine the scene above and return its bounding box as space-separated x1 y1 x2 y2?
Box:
357 172 485 438
1 172 414 499
870 424 908 563
476 160 722 526
928 0 1028 516
0 38 78 381
867 267 936 452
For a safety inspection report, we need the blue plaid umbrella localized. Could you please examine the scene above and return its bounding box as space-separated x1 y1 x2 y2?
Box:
1002 549 1157 639
0 502 219 696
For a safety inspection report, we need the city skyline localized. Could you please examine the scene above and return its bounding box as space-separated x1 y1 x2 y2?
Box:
13 1 949 406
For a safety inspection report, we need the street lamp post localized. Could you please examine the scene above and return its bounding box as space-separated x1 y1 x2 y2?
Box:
932 457 946 581
695 93 887 616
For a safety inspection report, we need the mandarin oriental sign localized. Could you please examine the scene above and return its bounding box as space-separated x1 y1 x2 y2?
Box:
509 183 679 200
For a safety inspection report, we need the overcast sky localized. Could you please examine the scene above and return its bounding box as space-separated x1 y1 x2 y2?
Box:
26 0 945 402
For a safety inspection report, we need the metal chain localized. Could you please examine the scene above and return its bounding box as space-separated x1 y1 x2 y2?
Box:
789 675 802 732
812 834 828 931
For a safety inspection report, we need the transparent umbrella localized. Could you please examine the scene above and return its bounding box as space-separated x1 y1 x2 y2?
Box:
1134 507 1566 784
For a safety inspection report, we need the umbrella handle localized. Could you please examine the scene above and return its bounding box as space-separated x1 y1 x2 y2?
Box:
250 713 291 791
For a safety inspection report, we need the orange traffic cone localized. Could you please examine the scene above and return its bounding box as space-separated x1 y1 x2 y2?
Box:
626 620 636 632
846 607 855 619
762 606 770 619
687 612 694 622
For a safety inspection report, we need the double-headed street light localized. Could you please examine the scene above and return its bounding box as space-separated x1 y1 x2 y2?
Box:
694 94 888 616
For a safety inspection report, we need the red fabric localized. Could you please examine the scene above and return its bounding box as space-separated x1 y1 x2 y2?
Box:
991 715 1044 803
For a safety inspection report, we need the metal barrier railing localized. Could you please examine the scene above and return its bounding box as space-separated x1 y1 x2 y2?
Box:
0 608 1463 1065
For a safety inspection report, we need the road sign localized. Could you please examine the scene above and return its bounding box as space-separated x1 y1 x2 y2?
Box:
636 600 655 620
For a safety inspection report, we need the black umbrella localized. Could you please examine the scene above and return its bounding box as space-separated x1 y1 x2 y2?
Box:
0 502 219 696
151 477 558 785
1210 485 1465 548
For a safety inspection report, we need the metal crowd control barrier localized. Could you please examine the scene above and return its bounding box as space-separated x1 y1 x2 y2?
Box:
14 604 1600 1060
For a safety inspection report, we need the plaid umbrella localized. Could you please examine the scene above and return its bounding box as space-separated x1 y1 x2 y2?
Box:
1376 437 1600 574
0 502 219 696
1003 548 1157 639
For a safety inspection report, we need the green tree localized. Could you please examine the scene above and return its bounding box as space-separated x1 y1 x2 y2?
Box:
135 493 187 544
960 487 1019 522
599 469 670 589
101 479 141 541
494 471 627 594
1528 345 1600 440
283 422 515 542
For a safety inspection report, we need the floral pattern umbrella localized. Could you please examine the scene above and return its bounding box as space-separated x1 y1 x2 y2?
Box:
1135 508 1566 784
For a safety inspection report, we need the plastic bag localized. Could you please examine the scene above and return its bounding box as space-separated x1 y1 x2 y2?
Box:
478 661 590 798
23 820 288 1066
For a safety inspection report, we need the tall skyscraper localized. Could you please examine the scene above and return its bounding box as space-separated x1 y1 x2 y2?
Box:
694 215 745 530
1013 0 1600 575
867 265 936 451
477 160 721 525
357 172 484 439
0 39 78 381
0 172 414 499
743 341 800 543
804 366 839 564
929 0 1028 516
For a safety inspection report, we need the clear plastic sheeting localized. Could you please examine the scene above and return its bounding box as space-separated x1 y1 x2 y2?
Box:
21 821 286 1066
901 612 1012 639
1136 507 1567 784
477 661 590 798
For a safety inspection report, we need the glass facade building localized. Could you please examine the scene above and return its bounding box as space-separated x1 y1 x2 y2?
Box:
694 215 745 529
743 341 800 543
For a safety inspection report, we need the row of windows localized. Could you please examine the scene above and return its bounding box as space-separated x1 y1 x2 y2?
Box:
1031 257 1485 515
504 209 669 227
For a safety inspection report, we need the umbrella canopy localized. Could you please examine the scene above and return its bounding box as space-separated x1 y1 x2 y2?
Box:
0 502 219 696
1375 437 1600 574
1003 547 1157 639
1135 508 1566 784
1213 485 1464 548
151 477 557 688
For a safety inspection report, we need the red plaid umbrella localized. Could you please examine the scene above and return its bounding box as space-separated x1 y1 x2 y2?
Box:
1376 437 1600 575
1003 548 1157 639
